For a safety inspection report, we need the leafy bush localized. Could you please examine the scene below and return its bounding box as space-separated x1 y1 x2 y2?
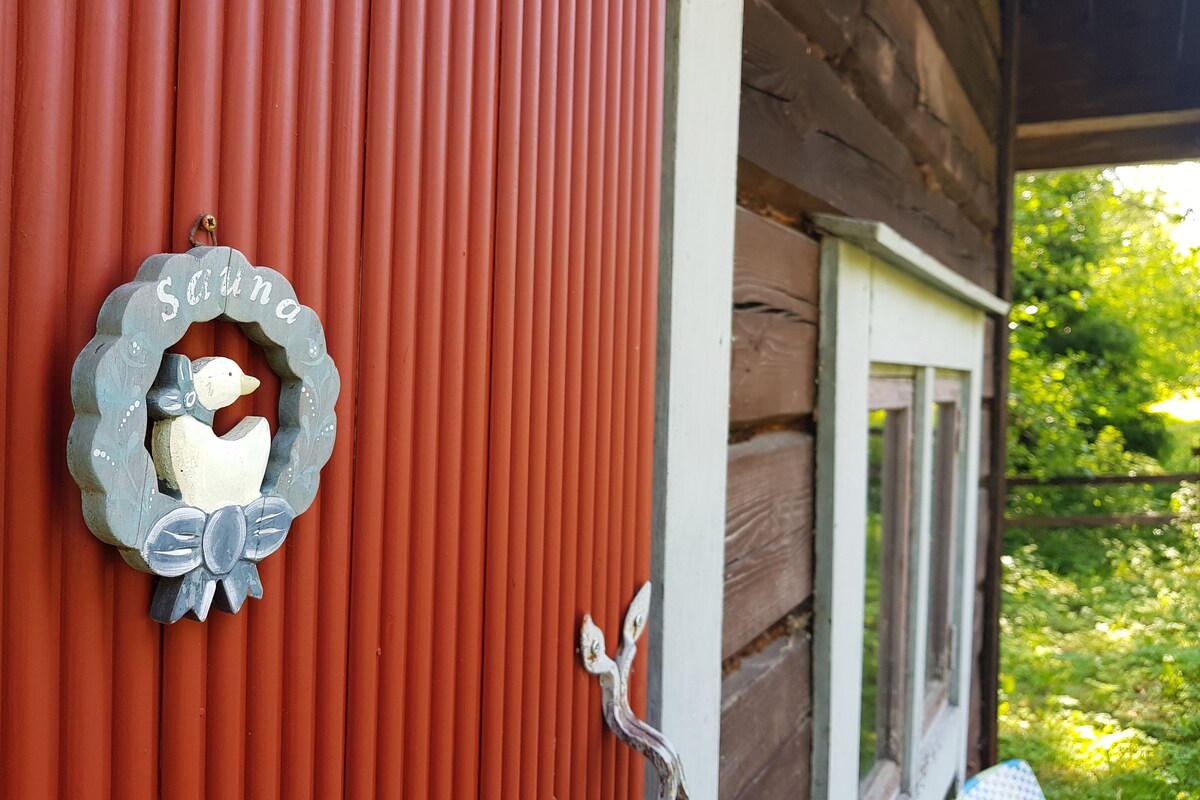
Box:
1008 171 1200 489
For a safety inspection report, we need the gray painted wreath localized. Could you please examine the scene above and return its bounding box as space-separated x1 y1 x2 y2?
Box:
68 246 339 623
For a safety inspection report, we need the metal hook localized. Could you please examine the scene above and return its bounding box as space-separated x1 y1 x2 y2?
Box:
188 213 218 247
580 582 690 800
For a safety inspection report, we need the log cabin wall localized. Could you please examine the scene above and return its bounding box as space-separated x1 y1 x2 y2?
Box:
720 0 1010 796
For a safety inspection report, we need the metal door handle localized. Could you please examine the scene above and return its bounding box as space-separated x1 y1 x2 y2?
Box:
580 582 690 800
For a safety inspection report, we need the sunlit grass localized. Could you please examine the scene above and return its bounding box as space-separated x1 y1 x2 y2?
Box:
999 521 1200 799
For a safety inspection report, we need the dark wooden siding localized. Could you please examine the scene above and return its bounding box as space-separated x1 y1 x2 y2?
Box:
721 0 1007 795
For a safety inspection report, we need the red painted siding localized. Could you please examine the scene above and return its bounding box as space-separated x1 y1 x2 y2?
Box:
0 1 663 798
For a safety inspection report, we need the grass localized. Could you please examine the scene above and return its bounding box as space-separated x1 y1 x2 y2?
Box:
861 509 882 780
1160 419 1200 473
999 421 1200 798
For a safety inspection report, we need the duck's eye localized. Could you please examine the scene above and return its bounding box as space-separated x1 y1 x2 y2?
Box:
228 371 233 376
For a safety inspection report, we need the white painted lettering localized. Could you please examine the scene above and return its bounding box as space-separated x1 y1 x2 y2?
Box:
157 277 180 322
220 264 243 297
250 276 273 305
186 270 209 306
275 299 302 324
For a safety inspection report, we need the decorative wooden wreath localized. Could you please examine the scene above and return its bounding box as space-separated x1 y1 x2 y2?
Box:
67 246 339 623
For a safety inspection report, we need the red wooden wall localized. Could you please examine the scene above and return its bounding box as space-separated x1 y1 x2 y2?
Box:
0 1 663 798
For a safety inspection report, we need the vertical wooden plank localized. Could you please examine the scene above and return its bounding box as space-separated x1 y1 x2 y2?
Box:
203 4 263 797
625 1 656 794
312 1 368 795
980 0 1018 771
812 242 874 800
427 0 482 794
551 1 593 793
2 0 73 797
111 4 176 797
0 0 14 743
502 0 541 795
480 0 523 793
399 0 450 795
279 2 334 797
244 1 298 795
449 0 499 795
648 0 734 795
343 0 404 791
610 0 640 790
593 2 627 797
537 1 576 795
520 0 561 796
368 1 420 796
519 0 557 793
62 1 128 796
576 4 611 798
161 0 222 796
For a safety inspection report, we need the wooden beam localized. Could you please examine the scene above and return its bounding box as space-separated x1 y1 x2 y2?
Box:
1007 472 1200 487
738 0 998 286
1005 513 1183 530
1018 109 1200 138
1016 120 1200 170
911 0 1002 132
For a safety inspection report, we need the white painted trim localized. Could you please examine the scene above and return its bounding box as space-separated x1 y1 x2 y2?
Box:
647 0 743 798
814 230 995 800
813 240 873 800
902 367 936 792
812 214 1011 317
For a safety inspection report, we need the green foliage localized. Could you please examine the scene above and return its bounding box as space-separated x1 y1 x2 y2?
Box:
1008 171 1200 489
1000 511 1200 799
1003 170 1200 797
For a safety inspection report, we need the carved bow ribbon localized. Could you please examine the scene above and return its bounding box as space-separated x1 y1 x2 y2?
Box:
141 496 296 623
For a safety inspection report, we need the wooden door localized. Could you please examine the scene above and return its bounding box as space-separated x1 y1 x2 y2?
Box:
0 1 664 798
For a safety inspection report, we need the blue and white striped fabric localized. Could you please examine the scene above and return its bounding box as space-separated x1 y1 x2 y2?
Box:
960 760 1046 800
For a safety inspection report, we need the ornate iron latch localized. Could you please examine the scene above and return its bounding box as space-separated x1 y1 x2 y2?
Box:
580 582 690 800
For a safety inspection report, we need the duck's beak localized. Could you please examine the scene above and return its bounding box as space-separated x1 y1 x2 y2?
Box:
240 374 261 396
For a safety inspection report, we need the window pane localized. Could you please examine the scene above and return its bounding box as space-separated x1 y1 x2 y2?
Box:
861 402 911 786
861 409 886 780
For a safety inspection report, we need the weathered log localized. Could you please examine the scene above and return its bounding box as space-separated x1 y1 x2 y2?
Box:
740 0 996 287
733 209 819 320
724 432 814 657
720 629 812 799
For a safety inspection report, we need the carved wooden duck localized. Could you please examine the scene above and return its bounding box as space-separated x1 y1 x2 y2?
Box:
149 356 271 513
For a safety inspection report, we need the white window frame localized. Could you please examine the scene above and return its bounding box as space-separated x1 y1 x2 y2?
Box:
810 216 1008 800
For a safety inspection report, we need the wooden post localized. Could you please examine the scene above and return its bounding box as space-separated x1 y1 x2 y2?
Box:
648 0 743 798
981 0 1021 772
